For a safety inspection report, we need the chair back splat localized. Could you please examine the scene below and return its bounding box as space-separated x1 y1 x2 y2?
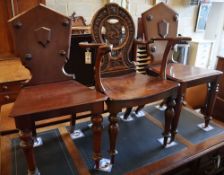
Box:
9 4 73 86
91 3 135 77
141 2 178 65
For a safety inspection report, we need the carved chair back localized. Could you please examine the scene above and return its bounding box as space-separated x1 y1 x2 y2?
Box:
141 2 178 65
91 3 135 76
9 4 72 86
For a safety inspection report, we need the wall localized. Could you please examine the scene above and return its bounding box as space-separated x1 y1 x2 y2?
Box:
45 0 224 68
46 0 107 24
45 0 203 39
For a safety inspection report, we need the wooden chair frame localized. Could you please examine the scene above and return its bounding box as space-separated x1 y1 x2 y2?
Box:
80 3 180 165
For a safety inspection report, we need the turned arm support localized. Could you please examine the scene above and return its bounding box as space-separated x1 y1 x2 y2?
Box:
79 42 112 94
143 37 191 79
152 37 191 79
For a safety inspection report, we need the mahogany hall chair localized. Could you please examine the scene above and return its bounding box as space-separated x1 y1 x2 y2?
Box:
80 3 180 165
9 4 107 174
140 2 222 142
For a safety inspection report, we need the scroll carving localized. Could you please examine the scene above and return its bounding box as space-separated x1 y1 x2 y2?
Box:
91 3 135 73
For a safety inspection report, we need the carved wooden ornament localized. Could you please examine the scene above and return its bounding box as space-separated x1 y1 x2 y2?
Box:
158 20 169 38
91 3 135 74
34 27 51 47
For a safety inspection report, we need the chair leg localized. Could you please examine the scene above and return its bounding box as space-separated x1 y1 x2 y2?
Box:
91 114 103 169
20 130 40 175
135 105 145 114
203 80 219 127
160 99 167 108
31 122 37 138
108 112 119 164
163 97 175 146
171 86 185 142
70 114 76 133
123 107 132 119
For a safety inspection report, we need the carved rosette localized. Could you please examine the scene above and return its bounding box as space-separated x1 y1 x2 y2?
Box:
91 3 135 73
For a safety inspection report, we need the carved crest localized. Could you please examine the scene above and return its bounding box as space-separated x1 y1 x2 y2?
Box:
34 27 51 47
91 3 135 74
158 20 169 38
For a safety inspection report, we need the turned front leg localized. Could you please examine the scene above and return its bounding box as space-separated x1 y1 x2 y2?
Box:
204 80 219 127
135 105 145 114
70 113 76 133
19 130 40 175
164 97 175 146
108 112 119 164
91 114 103 169
171 86 185 142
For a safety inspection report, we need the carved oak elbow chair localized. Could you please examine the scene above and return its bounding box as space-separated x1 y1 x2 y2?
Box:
9 4 107 174
140 2 222 142
81 3 180 164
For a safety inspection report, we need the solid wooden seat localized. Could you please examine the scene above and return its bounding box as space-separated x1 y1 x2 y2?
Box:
11 80 106 118
102 73 177 101
82 3 179 165
140 2 223 142
8 4 106 174
152 63 221 83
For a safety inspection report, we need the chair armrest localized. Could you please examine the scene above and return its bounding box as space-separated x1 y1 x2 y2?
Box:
79 42 112 93
152 37 191 43
152 37 191 80
145 66 160 77
79 42 104 49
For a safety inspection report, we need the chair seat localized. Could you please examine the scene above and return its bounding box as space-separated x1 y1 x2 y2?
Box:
11 80 107 118
102 72 178 101
152 63 222 83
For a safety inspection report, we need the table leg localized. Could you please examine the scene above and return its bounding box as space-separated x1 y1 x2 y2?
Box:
19 130 40 175
204 80 219 127
91 114 103 169
171 85 185 142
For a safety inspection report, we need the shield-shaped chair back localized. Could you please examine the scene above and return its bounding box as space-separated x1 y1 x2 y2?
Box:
9 4 72 86
141 2 178 65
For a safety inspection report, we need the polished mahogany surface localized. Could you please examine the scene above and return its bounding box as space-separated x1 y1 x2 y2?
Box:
0 58 30 84
11 80 106 118
102 72 177 101
152 63 222 83
0 58 31 106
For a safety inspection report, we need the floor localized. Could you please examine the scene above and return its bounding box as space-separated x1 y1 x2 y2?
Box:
1 103 224 175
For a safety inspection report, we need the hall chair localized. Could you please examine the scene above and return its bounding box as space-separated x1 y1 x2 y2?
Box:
139 2 222 142
80 3 182 165
9 4 107 174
